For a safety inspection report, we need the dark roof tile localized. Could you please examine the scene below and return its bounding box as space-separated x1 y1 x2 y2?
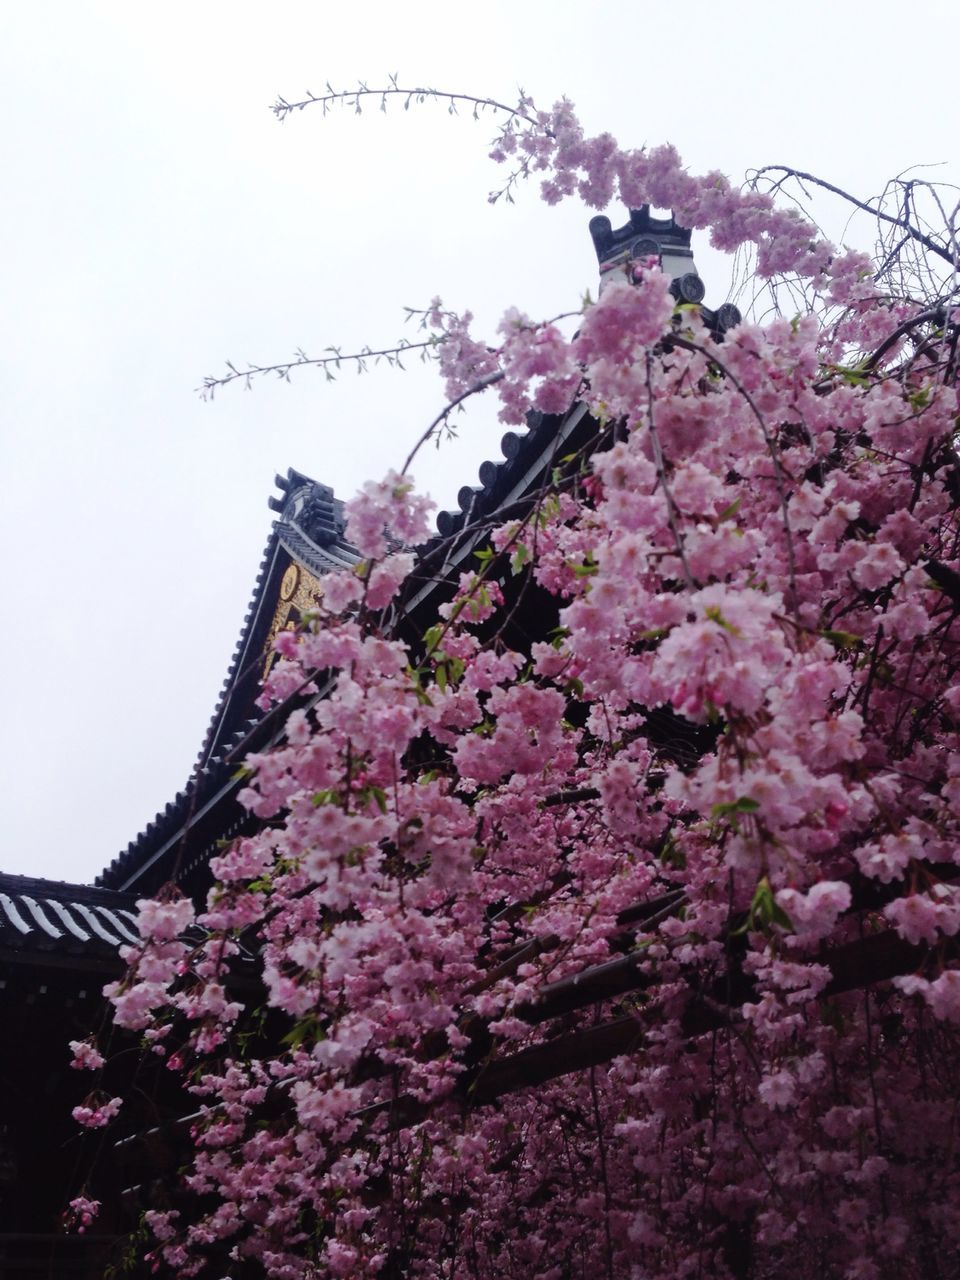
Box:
0 872 138 960
98 470 358 892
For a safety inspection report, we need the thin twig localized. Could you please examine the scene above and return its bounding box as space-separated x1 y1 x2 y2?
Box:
754 165 955 267
200 338 442 399
401 371 504 475
645 352 696 589
271 82 541 131
670 335 799 613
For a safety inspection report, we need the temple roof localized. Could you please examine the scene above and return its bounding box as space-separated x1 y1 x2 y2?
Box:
98 206 739 898
97 471 360 894
0 872 138 966
431 403 584 545
97 409 587 893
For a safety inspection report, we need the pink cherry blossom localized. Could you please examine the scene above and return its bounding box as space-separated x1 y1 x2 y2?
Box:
135 894 195 942
72 1095 122 1129
64 1196 101 1234
86 89 960 1280
68 1038 105 1071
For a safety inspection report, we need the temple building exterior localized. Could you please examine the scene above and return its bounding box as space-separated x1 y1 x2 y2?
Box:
0 209 736 1276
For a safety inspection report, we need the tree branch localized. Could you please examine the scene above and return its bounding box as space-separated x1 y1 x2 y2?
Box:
754 165 956 268
199 338 442 399
271 80 542 130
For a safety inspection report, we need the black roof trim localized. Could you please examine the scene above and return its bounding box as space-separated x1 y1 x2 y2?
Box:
97 471 358 891
0 872 139 960
432 407 567 541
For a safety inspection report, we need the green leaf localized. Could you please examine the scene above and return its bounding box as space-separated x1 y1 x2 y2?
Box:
281 1016 321 1049
821 628 862 650
770 901 795 932
732 875 793 937
658 833 686 870
748 877 773 924
716 495 742 523
510 542 530 575
705 604 740 635
539 494 562 526
368 786 389 815
711 796 760 819
423 623 444 655
828 362 870 387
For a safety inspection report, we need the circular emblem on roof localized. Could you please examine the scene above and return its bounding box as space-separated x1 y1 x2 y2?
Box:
676 273 706 304
280 563 300 602
716 303 743 332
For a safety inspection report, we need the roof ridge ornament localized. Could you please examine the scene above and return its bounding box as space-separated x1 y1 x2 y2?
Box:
268 468 348 549
589 204 692 265
591 203 705 303
590 204 741 333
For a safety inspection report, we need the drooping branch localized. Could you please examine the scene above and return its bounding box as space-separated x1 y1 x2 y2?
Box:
670 334 799 610
400 370 505 475
271 79 542 132
753 164 958 269
863 305 958 372
269 77 556 204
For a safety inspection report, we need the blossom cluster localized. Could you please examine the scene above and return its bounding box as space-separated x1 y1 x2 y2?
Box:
72 1095 122 1129
64 1196 101 1234
84 99 960 1280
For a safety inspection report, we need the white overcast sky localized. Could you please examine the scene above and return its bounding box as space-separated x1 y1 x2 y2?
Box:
1 0 957 885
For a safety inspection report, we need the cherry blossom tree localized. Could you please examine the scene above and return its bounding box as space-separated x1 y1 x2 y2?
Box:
72 86 960 1279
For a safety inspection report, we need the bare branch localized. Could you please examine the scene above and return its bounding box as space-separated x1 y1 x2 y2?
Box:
863 305 956 371
754 164 956 268
199 337 442 399
271 79 551 205
400 370 504 476
670 335 799 612
271 80 541 131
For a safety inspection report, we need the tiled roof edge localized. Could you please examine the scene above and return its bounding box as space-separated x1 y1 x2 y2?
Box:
97 469 352 890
